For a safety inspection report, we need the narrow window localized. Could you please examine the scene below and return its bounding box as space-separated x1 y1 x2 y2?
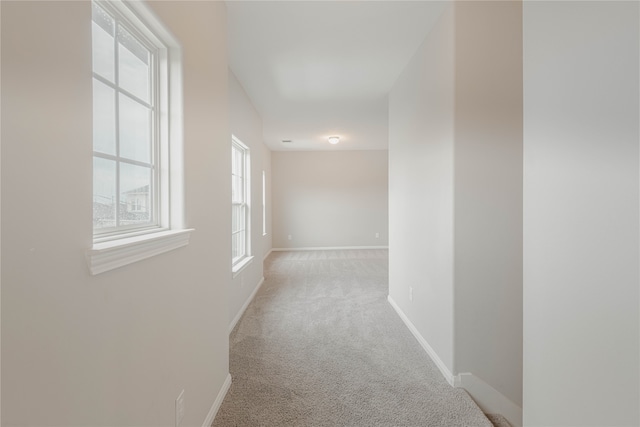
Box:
262 170 267 236
88 1 191 275
92 1 158 236
232 137 251 271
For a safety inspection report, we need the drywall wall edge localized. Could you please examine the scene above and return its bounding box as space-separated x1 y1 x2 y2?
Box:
201 374 232 427
455 372 522 427
387 295 455 386
229 277 264 334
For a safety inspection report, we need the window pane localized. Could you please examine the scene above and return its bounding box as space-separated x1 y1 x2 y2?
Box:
94 157 117 229
232 201 246 261
232 147 239 175
232 204 245 234
232 205 238 234
232 176 243 204
119 94 151 163
233 147 244 176
118 25 150 103
232 230 245 261
92 4 115 82
120 163 151 226
237 230 245 257
232 233 239 260
235 148 244 178
93 79 116 155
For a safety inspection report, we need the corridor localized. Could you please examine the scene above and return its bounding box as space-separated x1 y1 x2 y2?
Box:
213 250 494 426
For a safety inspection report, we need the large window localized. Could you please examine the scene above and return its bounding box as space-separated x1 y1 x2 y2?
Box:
232 136 251 272
88 1 191 275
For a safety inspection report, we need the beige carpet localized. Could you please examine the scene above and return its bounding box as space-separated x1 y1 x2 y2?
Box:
213 249 494 426
486 414 511 427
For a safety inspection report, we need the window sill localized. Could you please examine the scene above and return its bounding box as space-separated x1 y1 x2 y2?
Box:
87 228 194 275
232 256 254 278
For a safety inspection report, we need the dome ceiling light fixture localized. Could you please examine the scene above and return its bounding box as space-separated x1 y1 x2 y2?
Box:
328 136 340 145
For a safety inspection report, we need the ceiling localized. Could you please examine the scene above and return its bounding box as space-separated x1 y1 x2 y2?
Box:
226 1 448 151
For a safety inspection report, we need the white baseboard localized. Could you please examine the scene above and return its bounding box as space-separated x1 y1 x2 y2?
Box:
387 295 455 386
229 277 264 334
272 245 389 251
454 373 522 427
263 249 273 261
387 296 522 426
201 373 232 427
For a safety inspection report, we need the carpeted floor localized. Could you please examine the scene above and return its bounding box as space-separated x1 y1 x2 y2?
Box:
213 249 495 427
486 414 511 427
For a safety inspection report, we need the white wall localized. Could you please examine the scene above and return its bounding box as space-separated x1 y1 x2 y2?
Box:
389 3 522 425
388 5 455 376
272 150 388 249
523 2 639 426
453 0 523 412
229 70 271 330
1 2 231 425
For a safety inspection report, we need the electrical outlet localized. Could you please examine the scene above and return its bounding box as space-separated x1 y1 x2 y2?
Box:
409 287 413 302
175 390 185 427
375 232 380 238
287 234 292 240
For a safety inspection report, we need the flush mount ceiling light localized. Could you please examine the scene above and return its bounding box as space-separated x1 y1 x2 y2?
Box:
328 136 340 145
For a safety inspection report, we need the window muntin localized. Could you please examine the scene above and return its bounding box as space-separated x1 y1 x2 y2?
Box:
92 1 160 237
232 137 250 267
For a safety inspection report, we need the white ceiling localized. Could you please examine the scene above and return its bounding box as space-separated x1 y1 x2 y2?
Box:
226 1 448 151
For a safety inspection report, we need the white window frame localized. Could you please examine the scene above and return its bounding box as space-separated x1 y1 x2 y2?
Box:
262 170 267 236
232 136 253 275
87 0 192 275
91 1 160 238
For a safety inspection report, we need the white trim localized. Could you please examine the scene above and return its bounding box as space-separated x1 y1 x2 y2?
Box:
201 374 232 427
231 255 254 278
272 246 389 252
454 373 522 427
86 228 193 275
387 295 456 386
263 249 273 262
229 277 264 334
